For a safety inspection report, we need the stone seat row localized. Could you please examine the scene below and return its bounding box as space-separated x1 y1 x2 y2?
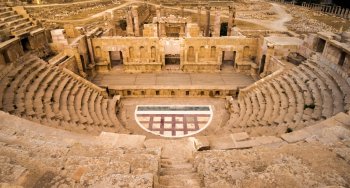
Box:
0 111 158 187
0 6 38 37
229 59 350 130
0 54 126 133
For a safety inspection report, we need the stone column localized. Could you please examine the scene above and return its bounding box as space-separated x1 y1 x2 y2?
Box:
86 37 95 65
213 7 221 37
337 7 342 15
341 8 346 17
195 51 199 63
181 6 184 17
160 4 165 17
179 24 185 37
160 22 166 37
126 9 134 36
332 6 336 14
131 6 140 37
227 5 234 36
205 6 211 37
197 6 202 28
156 5 161 20
345 9 349 18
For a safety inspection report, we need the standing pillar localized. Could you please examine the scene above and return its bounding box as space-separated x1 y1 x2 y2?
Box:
131 6 140 37
341 8 346 17
337 7 341 15
181 6 184 17
197 6 202 28
213 7 221 37
332 6 336 14
156 5 161 20
205 6 211 37
345 9 349 18
126 9 134 36
160 4 165 17
86 37 95 65
160 22 166 37
227 6 233 36
179 24 185 37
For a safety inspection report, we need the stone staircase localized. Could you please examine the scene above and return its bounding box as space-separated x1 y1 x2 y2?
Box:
157 157 202 188
145 139 204 188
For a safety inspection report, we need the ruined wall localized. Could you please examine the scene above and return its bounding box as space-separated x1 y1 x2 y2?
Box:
323 43 343 64
0 38 24 64
59 56 80 74
91 37 162 72
183 36 258 72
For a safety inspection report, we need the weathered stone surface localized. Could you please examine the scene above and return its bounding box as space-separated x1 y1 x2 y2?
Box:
281 130 312 143
99 132 146 149
191 136 210 151
333 112 350 127
91 173 154 187
231 132 250 141
207 135 236 150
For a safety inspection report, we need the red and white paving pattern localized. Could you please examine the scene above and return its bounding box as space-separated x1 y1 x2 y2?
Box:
135 105 212 138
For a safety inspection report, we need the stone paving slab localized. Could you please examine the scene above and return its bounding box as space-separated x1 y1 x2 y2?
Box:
93 72 255 90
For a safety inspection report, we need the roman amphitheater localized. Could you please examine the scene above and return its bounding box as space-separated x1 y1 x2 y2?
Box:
0 0 350 187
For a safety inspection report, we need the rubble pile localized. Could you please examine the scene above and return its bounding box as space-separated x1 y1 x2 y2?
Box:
285 7 337 33
26 1 115 20
237 11 276 20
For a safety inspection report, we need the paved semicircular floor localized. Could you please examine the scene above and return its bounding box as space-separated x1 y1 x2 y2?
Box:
135 105 213 138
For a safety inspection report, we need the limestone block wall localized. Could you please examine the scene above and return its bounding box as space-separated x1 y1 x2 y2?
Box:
183 37 258 72
0 38 24 64
59 56 79 74
323 43 342 64
143 24 158 37
91 37 162 72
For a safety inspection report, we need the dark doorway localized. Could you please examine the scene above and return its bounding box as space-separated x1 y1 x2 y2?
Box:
220 22 228 36
165 54 180 65
80 55 86 72
109 51 123 67
316 38 326 53
259 55 266 74
221 51 235 70
21 37 30 52
338 51 346 66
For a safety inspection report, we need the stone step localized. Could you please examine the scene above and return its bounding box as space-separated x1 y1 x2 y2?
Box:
161 162 193 169
160 167 196 176
15 63 47 115
95 94 108 126
11 21 32 31
6 17 29 27
160 158 189 165
158 174 202 187
3 61 41 112
1 14 21 22
12 25 38 36
0 11 14 18
0 7 12 13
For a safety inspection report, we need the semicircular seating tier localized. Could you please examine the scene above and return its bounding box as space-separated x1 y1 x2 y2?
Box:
0 6 40 38
0 54 128 134
227 55 350 133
